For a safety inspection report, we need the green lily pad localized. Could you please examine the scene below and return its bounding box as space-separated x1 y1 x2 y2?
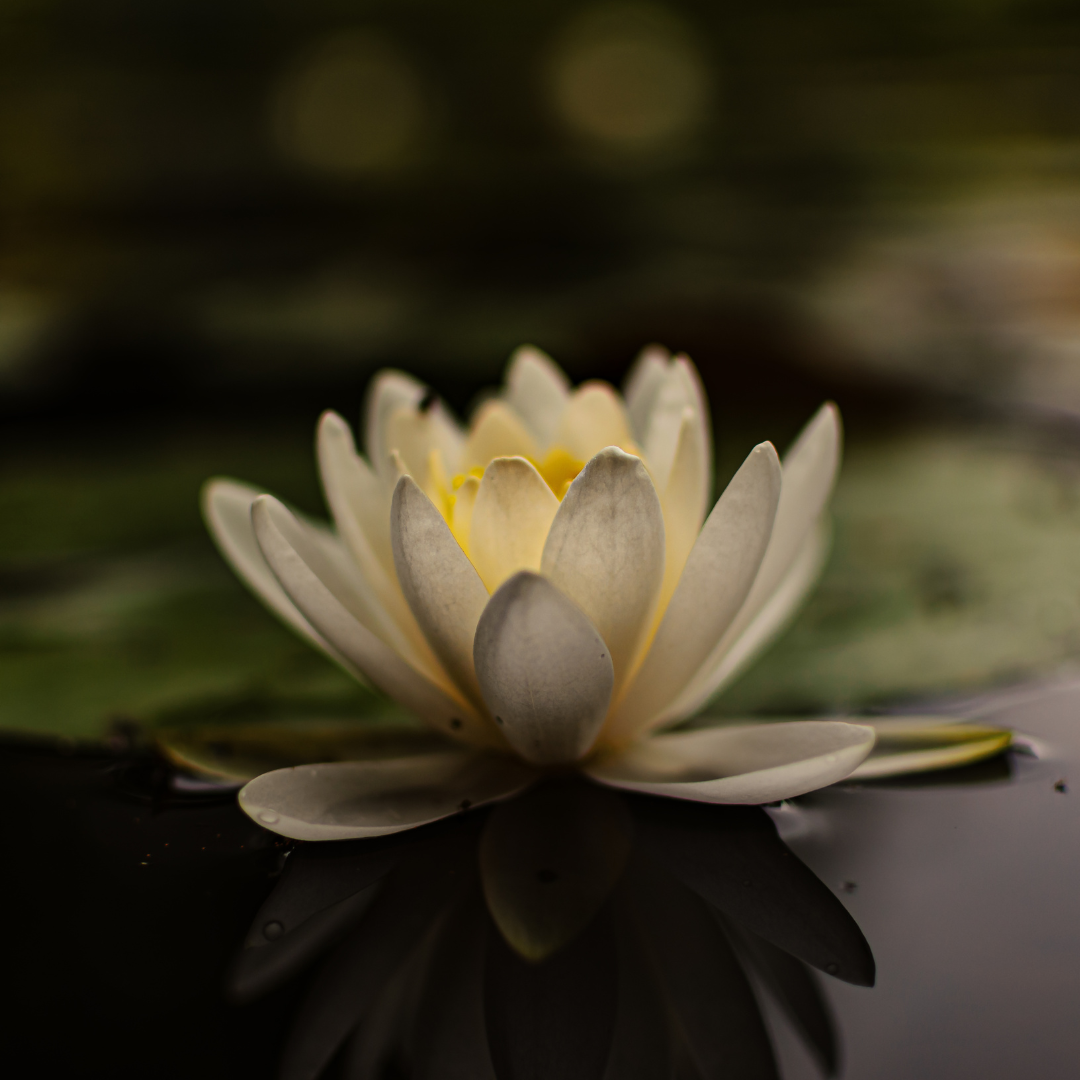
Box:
715 426 1080 717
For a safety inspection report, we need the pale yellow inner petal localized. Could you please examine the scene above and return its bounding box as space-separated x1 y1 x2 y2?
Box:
468 457 560 593
460 401 540 471
554 381 639 463
450 474 480 552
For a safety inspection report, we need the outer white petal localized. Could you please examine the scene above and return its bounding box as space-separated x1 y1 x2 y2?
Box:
460 400 540 471
317 410 396 577
364 370 426 481
553 382 635 461
473 571 614 765
624 344 670 443
606 443 781 743
469 456 559 593
239 752 537 841
652 405 839 726
252 494 494 747
391 475 494 718
503 344 570 448
664 519 831 723
655 408 710 618
586 721 875 804
318 412 443 670
541 447 665 693
738 403 839 628
201 478 356 676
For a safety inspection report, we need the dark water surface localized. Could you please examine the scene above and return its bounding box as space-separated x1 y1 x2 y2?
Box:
4 677 1079 1079
772 677 1080 1080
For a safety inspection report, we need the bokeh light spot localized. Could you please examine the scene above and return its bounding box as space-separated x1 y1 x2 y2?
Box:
545 3 713 157
270 31 426 177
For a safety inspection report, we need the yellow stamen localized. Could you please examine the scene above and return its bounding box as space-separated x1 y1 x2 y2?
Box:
533 447 585 499
451 466 485 490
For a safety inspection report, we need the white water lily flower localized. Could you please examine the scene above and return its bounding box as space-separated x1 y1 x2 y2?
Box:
201 345 952 841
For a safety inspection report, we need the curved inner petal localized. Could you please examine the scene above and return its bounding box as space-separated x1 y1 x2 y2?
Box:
460 401 541 471
469 457 559 593
541 447 665 695
503 344 570 448
554 381 637 462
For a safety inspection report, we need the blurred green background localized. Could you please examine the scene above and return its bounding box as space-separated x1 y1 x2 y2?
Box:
6 0 1080 745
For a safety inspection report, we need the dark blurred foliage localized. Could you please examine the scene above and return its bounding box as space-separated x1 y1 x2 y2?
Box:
5 0 1080 425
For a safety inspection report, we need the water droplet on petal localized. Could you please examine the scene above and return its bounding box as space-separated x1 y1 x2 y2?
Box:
258 810 280 825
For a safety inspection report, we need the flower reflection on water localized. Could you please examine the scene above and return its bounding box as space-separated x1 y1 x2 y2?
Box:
230 777 872 1080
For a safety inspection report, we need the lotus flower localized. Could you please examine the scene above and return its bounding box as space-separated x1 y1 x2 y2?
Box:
202 345 1007 840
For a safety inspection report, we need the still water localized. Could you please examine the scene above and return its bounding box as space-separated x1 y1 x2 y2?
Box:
4 676 1078 1079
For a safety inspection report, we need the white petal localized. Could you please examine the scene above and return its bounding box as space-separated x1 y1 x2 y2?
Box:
847 718 1012 780
391 475 494 718
631 353 711 499
541 447 665 693
460 400 540 471
384 404 464 488
317 412 439 669
642 368 694 489
553 382 635 461
606 443 781 743
364 370 426 481
623 344 670 443
586 721 875 804
252 494 494 747
652 405 840 725
671 354 712 493
503 344 570 448
309 414 451 673
664 519 831 723
239 752 537 841
469 457 559 593
202 478 359 677
739 403 840 628
655 408 710 617
317 410 396 577
473 571 614 765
